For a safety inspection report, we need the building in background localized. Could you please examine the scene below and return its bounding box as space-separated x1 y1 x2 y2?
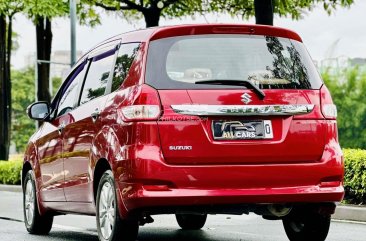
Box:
24 50 83 80
50 50 83 79
319 56 366 73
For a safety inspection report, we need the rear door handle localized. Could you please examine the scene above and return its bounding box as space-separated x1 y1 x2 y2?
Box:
58 122 66 134
91 108 100 123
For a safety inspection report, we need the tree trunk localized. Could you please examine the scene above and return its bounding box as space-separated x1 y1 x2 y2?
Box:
142 7 161 27
35 16 52 104
254 0 274 26
0 15 10 160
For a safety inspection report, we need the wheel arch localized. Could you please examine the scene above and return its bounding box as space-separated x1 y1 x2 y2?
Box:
22 162 32 189
93 158 111 203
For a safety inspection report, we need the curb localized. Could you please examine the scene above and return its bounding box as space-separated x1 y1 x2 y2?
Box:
0 184 22 193
0 184 365 222
333 205 366 222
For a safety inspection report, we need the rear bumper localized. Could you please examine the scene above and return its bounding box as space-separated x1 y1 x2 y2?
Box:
115 158 344 215
113 122 344 216
117 183 344 212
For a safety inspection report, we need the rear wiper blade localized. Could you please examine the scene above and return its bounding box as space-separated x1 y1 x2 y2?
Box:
195 79 265 100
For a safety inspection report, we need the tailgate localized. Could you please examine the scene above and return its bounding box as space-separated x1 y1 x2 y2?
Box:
157 89 325 165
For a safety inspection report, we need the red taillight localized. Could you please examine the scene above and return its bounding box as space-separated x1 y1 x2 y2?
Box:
320 85 337 119
118 85 162 122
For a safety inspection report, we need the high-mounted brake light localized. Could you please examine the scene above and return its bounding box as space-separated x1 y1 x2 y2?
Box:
320 85 337 119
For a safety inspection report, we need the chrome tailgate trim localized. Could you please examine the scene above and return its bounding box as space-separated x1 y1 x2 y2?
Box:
171 104 314 116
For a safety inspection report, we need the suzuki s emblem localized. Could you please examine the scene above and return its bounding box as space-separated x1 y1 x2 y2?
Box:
241 93 252 104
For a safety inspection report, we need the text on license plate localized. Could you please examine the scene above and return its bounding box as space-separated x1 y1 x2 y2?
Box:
212 120 273 140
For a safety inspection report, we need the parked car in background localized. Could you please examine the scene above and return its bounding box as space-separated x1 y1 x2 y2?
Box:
23 24 343 241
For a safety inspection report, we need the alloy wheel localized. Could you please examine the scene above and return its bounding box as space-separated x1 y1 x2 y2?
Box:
98 182 115 240
24 180 35 226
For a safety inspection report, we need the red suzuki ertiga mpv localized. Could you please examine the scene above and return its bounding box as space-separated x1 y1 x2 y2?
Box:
23 24 343 241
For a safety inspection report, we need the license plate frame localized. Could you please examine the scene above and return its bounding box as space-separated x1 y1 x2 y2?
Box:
212 120 273 140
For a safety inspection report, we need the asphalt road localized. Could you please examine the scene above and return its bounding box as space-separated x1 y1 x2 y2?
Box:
1 191 365 241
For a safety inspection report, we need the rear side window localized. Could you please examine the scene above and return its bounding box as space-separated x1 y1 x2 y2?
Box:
79 52 115 104
112 43 140 92
146 34 322 89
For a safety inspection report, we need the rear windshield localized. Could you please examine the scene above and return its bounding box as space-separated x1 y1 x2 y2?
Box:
145 34 322 89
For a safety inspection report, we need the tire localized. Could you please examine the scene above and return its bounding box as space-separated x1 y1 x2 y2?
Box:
96 170 139 241
23 170 53 234
175 214 207 230
282 211 331 241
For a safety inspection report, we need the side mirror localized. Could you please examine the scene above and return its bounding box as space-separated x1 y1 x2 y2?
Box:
26 101 50 121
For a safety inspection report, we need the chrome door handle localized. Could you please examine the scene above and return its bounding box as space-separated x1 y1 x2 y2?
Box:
91 108 100 123
58 122 66 134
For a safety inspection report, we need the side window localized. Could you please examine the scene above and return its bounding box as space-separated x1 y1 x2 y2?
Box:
79 52 115 105
112 43 140 92
57 64 86 117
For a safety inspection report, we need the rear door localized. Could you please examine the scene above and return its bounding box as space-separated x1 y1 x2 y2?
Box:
146 34 325 165
62 44 118 202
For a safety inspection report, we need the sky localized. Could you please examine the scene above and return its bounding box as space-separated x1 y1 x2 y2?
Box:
11 0 366 69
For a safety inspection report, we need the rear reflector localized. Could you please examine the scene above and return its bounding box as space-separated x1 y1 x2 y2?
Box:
143 185 171 191
319 181 341 188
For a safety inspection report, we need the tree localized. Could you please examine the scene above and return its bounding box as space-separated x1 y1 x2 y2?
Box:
10 68 61 153
0 0 22 160
322 66 366 149
11 68 36 153
254 0 273 25
23 0 68 106
212 0 355 26
94 0 204 27
94 0 355 28
22 0 99 122
0 0 99 158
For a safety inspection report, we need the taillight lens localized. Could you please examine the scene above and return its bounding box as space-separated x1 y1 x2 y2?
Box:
120 105 161 121
320 85 337 119
118 84 162 122
322 104 337 118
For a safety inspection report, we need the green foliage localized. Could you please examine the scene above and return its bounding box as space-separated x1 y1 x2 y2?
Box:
10 68 62 152
94 0 206 24
94 0 354 27
343 149 366 205
209 0 354 20
22 0 68 19
16 0 100 25
0 0 23 16
52 76 62 94
11 68 36 153
78 2 101 27
322 66 366 149
0 160 22 185
274 0 354 19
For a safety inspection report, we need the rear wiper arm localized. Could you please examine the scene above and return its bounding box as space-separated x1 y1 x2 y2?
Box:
195 79 265 100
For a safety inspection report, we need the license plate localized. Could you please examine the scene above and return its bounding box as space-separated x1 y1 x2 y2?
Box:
212 120 273 140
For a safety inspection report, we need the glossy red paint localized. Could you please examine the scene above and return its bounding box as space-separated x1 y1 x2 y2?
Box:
23 24 343 223
62 95 110 202
158 89 325 165
149 24 303 42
